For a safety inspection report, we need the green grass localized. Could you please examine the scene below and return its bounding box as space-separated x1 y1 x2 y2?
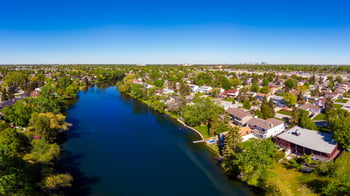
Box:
334 104 343 109
335 98 348 103
277 110 293 116
271 163 319 196
313 113 326 121
194 125 211 139
336 152 350 175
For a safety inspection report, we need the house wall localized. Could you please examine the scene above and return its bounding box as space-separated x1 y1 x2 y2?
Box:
265 123 285 138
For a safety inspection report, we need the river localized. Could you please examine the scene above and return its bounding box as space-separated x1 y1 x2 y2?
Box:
59 85 252 196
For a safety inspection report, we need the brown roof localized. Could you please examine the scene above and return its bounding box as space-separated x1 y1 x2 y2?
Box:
226 108 251 119
247 118 284 130
298 103 321 111
240 127 252 136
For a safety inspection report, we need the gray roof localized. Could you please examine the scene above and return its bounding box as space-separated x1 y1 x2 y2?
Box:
226 108 251 119
247 118 284 130
277 126 337 154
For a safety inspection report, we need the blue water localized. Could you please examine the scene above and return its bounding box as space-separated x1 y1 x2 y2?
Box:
60 86 252 196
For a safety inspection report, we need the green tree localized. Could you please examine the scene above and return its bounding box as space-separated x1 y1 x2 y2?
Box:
154 79 164 88
261 96 275 119
194 72 212 86
221 126 243 173
1 88 7 101
284 79 297 89
24 139 60 163
251 83 260 92
295 109 318 130
242 99 251 110
283 92 297 106
324 97 334 114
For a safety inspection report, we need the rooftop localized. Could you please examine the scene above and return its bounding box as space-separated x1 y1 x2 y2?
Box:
226 108 251 119
247 118 284 130
277 126 337 154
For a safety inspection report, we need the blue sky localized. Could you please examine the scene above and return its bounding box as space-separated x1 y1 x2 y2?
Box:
0 0 349 64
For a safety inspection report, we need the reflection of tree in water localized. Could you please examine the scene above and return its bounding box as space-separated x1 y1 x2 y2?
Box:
95 79 120 89
132 99 149 115
57 151 100 196
119 92 133 106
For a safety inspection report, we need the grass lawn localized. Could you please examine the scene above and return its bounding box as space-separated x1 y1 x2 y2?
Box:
313 113 326 121
277 110 293 116
271 163 319 196
335 98 348 103
194 125 211 139
334 104 343 109
335 151 350 175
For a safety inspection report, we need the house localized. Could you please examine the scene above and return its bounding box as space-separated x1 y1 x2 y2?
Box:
247 118 285 139
226 108 253 126
315 98 327 108
276 126 339 160
30 90 40 98
188 84 199 92
297 103 321 114
255 93 270 101
214 100 237 110
270 95 286 108
323 91 340 100
163 88 174 94
198 86 212 93
222 89 239 98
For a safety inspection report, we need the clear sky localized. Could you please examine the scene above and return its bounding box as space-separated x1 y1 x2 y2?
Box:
0 0 349 64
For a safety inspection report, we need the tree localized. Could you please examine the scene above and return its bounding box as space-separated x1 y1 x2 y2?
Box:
130 84 145 100
194 72 212 86
1 88 7 101
326 109 350 149
284 79 297 89
221 126 243 173
294 109 318 130
242 99 251 110
2 101 32 127
182 98 223 128
209 115 229 136
325 97 334 114
0 128 27 155
24 139 60 163
283 92 297 107
225 139 276 187
7 87 14 100
41 173 73 191
153 79 164 88
0 145 35 195
29 112 69 143
179 82 190 96
251 83 260 92
261 96 275 119
260 86 270 94
219 76 231 90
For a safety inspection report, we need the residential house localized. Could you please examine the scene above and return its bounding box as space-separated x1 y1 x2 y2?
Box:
276 126 339 160
198 86 212 94
188 84 199 92
270 95 286 108
297 103 321 114
221 89 239 98
226 108 253 126
247 118 285 139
